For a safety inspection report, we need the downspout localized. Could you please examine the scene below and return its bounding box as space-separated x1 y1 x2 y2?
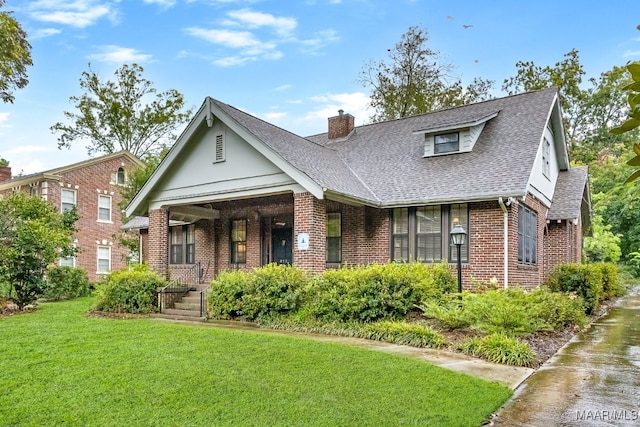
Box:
498 197 509 289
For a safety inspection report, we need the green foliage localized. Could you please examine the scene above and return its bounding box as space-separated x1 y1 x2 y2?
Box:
594 262 624 298
0 0 33 103
459 333 536 367
544 263 603 314
421 287 587 335
0 156 8 167
0 193 78 308
300 262 456 323
361 321 448 348
50 63 192 159
93 264 165 314
358 25 493 122
43 266 91 301
241 264 307 320
208 264 307 320
584 215 622 263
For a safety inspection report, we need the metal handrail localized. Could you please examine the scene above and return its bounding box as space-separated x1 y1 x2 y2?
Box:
157 281 191 312
199 287 208 318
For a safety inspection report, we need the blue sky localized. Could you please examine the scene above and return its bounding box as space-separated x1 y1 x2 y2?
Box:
1 0 639 174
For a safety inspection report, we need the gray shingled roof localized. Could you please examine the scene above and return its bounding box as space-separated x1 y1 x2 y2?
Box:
306 87 559 205
548 166 589 220
212 100 380 203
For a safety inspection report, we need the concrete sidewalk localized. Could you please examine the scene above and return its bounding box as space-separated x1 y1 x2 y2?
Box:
491 287 640 426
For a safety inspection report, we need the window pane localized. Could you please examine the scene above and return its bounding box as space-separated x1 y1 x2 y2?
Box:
416 206 441 262
60 257 75 267
231 220 246 242
62 190 76 212
186 244 195 264
97 246 110 273
393 236 409 261
434 133 460 154
98 196 111 221
327 213 341 237
518 205 537 265
326 237 341 263
186 224 195 244
392 208 408 234
117 168 125 185
231 220 247 263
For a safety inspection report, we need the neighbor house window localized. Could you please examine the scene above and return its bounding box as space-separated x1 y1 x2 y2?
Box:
117 167 126 185
61 189 76 212
518 205 537 265
434 132 460 154
542 138 551 178
97 246 111 273
60 255 75 267
230 219 247 264
98 195 112 222
391 204 469 263
170 224 195 264
326 212 342 263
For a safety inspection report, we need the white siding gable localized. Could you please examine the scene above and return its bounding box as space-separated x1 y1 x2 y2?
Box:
527 125 560 207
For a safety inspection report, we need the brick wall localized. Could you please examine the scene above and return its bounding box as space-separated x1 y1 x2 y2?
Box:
148 208 169 278
293 192 326 273
508 195 548 289
544 217 583 277
0 154 139 282
328 112 355 139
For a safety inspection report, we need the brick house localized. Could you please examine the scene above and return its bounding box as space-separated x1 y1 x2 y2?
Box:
0 151 142 282
125 88 591 289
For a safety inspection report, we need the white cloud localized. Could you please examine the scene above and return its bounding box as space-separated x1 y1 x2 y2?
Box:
307 92 372 124
28 1 118 28
143 0 176 8
623 49 640 58
264 112 287 120
274 84 292 91
31 28 62 39
185 28 261 48
88 45 153 63
0 112 10 127
227 9 297 37
186 27 282 66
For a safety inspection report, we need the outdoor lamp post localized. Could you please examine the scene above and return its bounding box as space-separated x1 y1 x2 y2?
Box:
450 224 467 294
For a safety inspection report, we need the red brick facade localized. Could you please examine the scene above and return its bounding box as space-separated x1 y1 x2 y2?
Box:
145 191 581 288
0 153 140 282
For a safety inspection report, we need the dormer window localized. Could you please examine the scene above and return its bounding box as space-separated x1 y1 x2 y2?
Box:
434 132 460 154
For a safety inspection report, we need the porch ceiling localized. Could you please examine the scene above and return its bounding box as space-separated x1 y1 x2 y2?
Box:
169 205 220 222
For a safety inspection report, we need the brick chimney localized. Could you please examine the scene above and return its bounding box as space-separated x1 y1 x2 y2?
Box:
0 166 11 182
328 109 354 140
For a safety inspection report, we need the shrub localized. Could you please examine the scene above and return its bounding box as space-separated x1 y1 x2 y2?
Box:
418 295 470 330
241 264 307 320
544 263 603 314
208 264 307 320
43 266 92 301
93 264 165 314
207 270 251 319
300 262 456 323
595 262 624 299
459 333 536 367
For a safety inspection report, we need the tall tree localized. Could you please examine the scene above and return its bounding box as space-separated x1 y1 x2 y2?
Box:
611 60 640 182
503 49 586 149
0 193 78 308
358 26 493 122
51 63 192 159
0 0 32 103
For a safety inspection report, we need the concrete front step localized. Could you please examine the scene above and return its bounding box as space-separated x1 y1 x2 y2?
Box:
151 313 205 322
162 308 203 317
174 302 199 310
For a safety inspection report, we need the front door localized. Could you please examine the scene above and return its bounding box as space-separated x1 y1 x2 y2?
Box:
272 228 292 265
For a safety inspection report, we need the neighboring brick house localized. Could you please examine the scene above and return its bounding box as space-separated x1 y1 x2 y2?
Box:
0 151 142 282
125 88 591 289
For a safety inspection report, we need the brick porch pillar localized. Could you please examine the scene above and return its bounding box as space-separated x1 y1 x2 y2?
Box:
148 208 169 278
293 192 326 274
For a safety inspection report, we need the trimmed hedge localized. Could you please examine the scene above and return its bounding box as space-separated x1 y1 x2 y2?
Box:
208 262 456 322
93 264 166 314
44 266 92 301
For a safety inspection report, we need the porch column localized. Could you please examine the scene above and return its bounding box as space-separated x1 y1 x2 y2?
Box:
293 192 326 274
148 208 169 278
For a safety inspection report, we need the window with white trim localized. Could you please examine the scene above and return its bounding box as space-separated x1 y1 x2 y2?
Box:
518 205 537 265
60 255 75 267
98 195 112 222
97 246 111 273
170 224 195 264
117 167 126 185
434 132 460 154
61 189 76 212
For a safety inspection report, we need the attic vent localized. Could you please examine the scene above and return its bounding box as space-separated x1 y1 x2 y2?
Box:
214 134 225 163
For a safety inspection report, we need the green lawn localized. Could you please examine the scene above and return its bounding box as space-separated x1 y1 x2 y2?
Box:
0 298 511 426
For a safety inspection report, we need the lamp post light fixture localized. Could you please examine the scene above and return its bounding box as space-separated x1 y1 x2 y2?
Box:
450 223 467 294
